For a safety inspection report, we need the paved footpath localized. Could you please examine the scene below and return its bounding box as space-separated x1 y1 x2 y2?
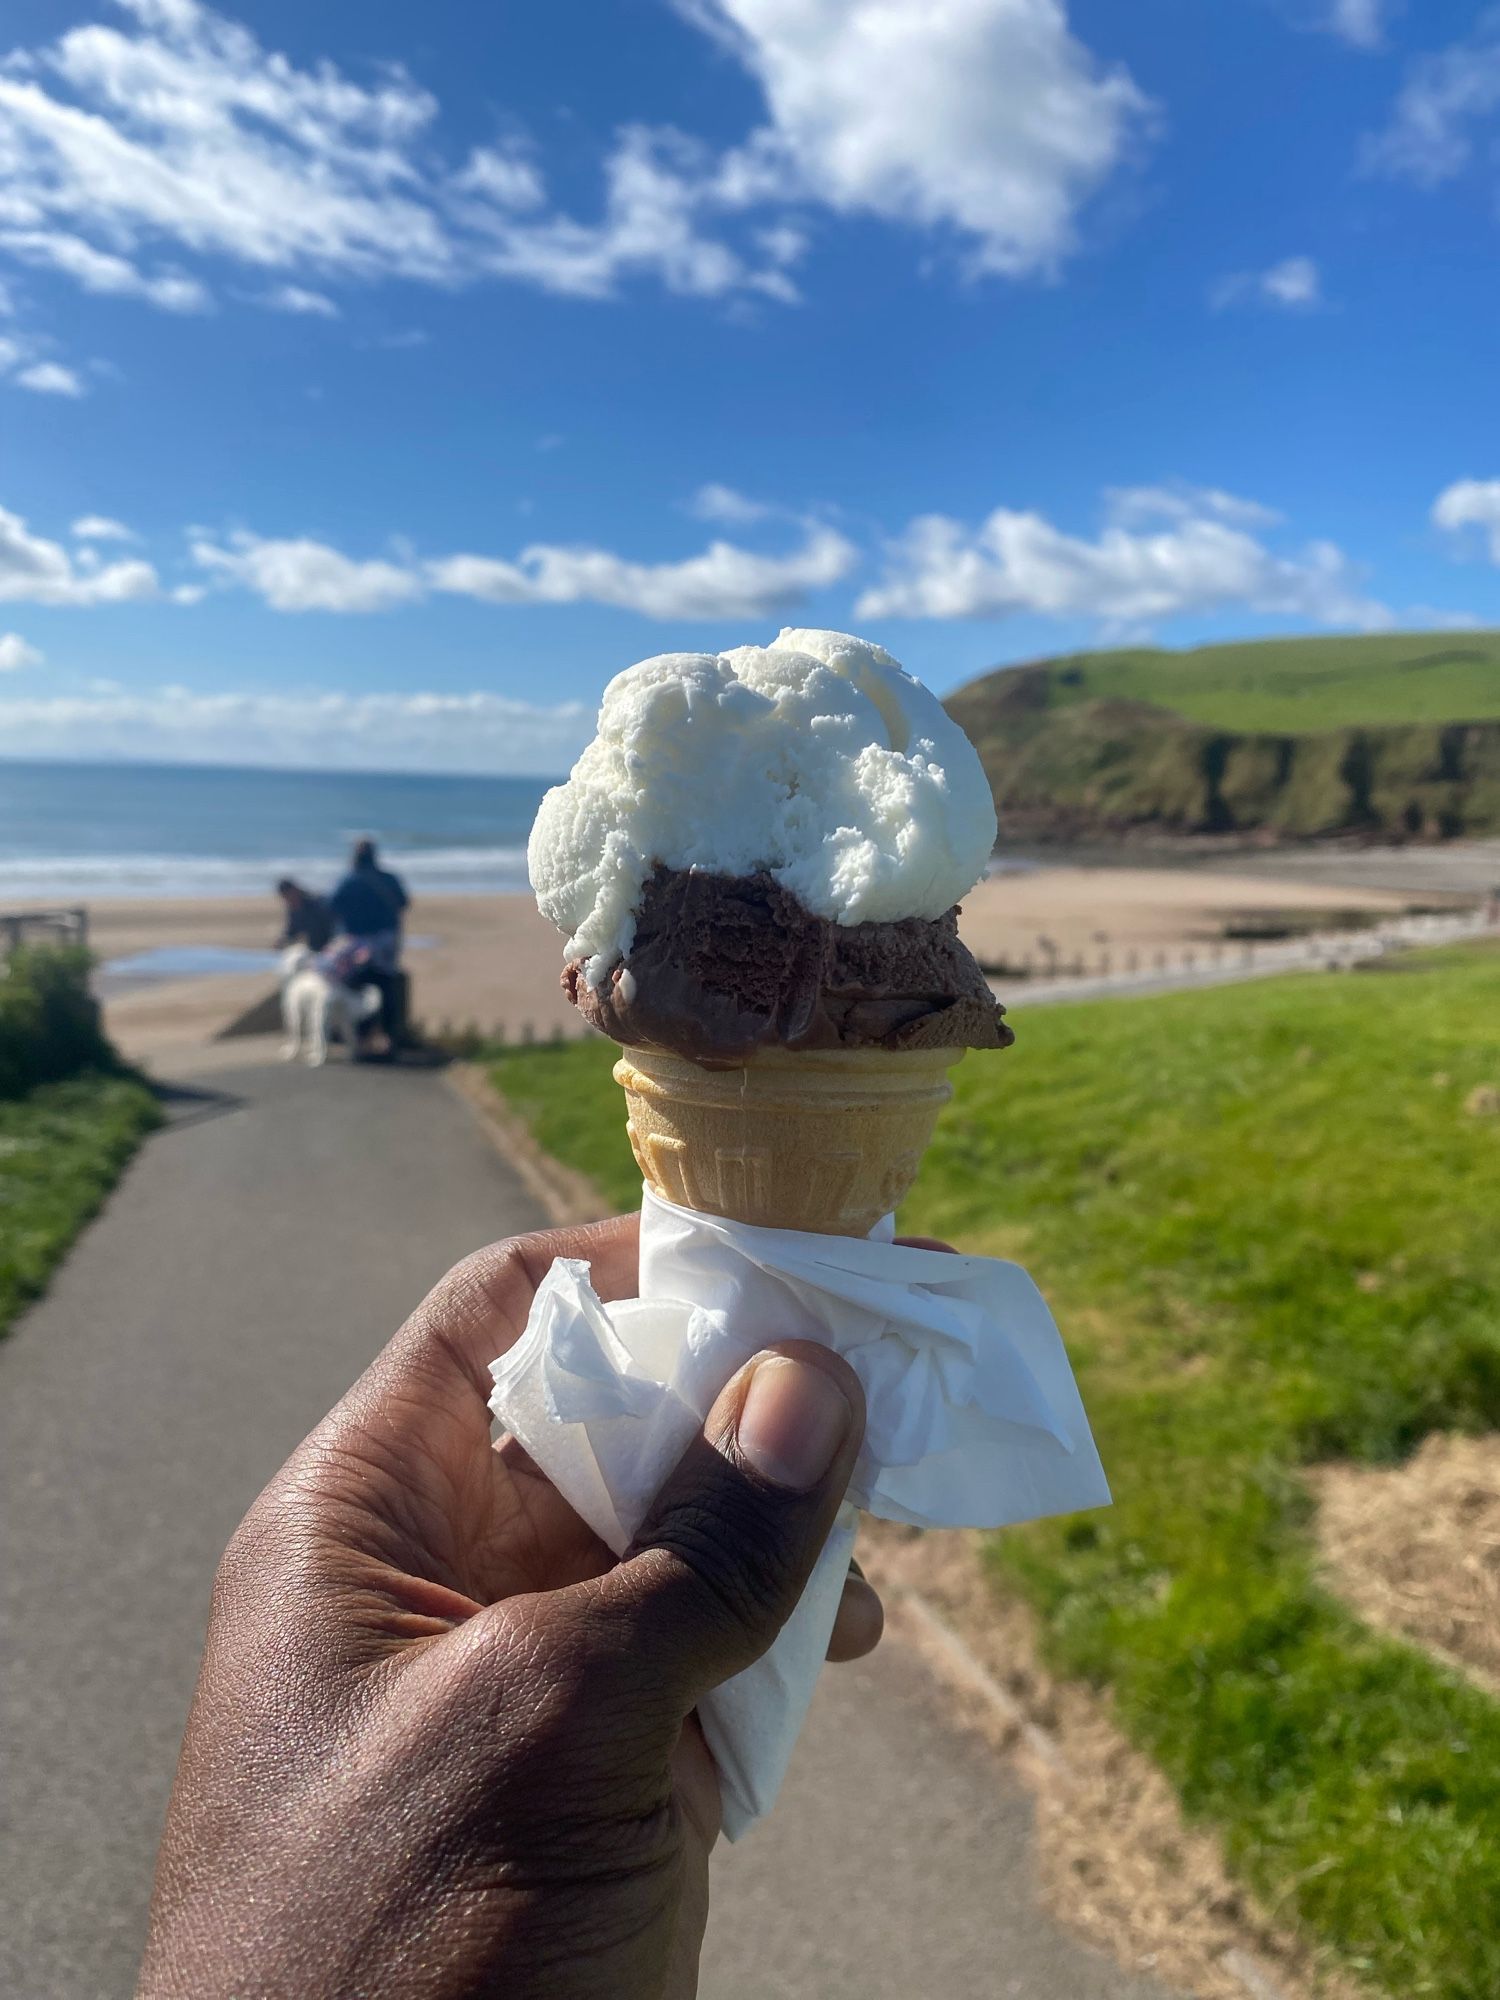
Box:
1 1055 1169 2000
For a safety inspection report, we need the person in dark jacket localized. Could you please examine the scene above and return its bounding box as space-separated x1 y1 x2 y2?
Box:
327 839 410 1047
329 838 408 942
274 879 335 952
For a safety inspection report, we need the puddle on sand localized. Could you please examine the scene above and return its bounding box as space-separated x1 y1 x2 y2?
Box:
102 936 436 985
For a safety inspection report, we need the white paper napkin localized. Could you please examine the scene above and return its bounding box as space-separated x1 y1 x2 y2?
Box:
489 1187 1108 1839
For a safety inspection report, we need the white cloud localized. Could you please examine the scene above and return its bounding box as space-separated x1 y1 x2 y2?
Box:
1364 21 1500 187
857 488 1390 632
190 532 422 612
0 684 589 774
71 513 136 540
0 500 157 602
0 228 209 310
685 0 1155 279
1432 479 1500 562
1212 255 1322 312
16 360 85 395
0 0 1154 326
257 284 339 317
1105 485 1283 530
187 516 855 619
451 144 546 212
1325 0 1389 50
0 632 42 671
464 126 792 303
689 482 771 524
428 524 856 618
0 4 453 288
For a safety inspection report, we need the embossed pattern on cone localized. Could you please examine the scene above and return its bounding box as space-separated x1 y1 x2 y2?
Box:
613 1044 964 1237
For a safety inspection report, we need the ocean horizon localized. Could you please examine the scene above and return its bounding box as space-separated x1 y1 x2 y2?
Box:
0 757 558 902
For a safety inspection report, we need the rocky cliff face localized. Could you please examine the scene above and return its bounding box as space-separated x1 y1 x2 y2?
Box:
944 665 1500 843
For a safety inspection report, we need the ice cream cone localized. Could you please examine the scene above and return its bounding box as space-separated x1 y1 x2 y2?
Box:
613 1043 964 1237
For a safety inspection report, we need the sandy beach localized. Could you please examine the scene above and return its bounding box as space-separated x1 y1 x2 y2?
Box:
60 863 1440 1066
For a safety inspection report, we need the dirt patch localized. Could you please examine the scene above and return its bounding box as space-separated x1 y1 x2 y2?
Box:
858 1521 1370 2000
1308 1433 1500 1695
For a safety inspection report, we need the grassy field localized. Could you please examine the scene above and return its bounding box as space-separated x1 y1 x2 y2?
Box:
486 942 1500 2000
0 1072 161 1340
997 631 1500 736
943 631 1500 840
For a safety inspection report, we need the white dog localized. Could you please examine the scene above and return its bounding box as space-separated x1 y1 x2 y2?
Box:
278 945 366 1066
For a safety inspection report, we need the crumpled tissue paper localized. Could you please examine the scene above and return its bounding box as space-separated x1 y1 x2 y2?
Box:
489 1187 1108 1839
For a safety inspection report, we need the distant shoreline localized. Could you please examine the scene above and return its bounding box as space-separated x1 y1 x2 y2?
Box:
75 862 1452 1069
10 835 1498 911
0 752 571 785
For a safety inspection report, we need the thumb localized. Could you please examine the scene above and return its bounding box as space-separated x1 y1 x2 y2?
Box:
591 1341 864 1719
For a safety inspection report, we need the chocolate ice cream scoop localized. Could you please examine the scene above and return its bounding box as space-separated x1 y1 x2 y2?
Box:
564 866 1013 1064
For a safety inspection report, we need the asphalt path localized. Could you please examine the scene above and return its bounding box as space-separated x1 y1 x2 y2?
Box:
1 1055 1168 2000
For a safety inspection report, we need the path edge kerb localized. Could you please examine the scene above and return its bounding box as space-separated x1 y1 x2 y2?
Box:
444 1062 616 1229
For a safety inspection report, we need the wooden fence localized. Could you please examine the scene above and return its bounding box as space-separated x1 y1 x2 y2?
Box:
0 907 89 962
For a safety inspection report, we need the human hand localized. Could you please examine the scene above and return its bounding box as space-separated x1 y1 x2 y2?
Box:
138 1213 878 2000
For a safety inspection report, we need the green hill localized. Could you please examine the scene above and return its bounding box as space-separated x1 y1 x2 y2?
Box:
944 631 1500 841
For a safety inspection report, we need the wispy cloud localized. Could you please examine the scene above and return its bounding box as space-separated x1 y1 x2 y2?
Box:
71 513 137 540
188 519 858 619
0 229 209 311
1211 255 1323 312
256 284 339 317
0 632 42 671
0 0 1156 337
1433 478 1500 562
0 332 89 396
15 360 85 396
1364 19 1500 187
190 533 423 612
428 524 856 618
0 501 157 603
1323 0 1391 51
688 482 771 525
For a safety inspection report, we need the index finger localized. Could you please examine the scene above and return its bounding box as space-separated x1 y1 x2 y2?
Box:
399 1210 641 1393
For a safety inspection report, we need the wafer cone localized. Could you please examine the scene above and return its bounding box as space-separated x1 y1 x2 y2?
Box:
613 1043 964 1238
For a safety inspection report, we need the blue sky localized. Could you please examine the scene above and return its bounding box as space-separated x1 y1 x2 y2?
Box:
1 0 1499 772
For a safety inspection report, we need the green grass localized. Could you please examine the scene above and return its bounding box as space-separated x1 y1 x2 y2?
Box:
488 1039 643 1215
0 1073 161 1339
1010 631 1500 736
486 944 1500 1999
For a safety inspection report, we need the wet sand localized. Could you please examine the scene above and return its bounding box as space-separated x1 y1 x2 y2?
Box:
53 864 1437 1066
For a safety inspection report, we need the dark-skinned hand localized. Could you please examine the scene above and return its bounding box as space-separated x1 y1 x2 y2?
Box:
137 1213 884 2000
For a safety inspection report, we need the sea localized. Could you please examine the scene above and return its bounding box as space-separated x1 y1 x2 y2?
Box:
0 759 555 903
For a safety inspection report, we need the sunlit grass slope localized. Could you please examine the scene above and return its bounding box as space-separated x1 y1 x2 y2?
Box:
488 941 1500 1999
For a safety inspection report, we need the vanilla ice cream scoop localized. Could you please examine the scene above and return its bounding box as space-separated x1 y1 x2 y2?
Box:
528 627 998 985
